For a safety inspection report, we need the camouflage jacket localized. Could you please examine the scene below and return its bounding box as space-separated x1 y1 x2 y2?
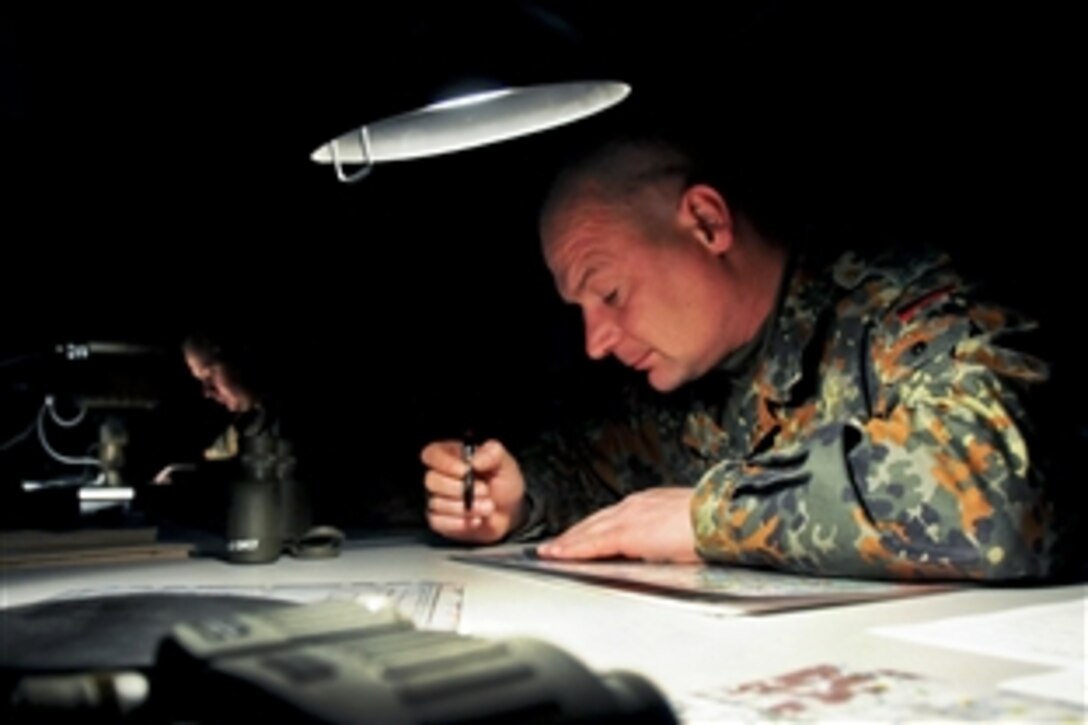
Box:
515 248 1056 580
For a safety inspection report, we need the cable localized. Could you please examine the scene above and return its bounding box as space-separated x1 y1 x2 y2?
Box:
36 404 100 467
45 396 87 428
0 417 36 452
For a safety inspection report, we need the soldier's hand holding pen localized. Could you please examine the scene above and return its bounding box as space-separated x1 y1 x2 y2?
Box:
421 437 528 543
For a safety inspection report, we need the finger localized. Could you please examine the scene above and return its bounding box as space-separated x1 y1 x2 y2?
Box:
420 440 470 476
538 526 623 560
538 510 623 560
552 514 617 549
427 492 495 517
424 472 493 504
471 439 511 472
547 503 617 541
424 470 487 499
427 512 486 538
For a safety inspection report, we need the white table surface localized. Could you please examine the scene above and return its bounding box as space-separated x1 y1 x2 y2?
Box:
2 537 1085 712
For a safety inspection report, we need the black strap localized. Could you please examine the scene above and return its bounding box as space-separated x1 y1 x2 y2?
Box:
284 526 344 559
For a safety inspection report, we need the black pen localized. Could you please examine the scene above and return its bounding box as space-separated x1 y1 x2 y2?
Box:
462 434 475 512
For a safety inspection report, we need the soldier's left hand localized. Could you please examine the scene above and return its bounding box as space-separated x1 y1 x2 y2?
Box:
536 487 699 563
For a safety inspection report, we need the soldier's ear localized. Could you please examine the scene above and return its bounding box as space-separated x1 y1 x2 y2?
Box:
677 184 733 254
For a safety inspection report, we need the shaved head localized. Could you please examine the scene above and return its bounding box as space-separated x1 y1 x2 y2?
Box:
539 137 697 248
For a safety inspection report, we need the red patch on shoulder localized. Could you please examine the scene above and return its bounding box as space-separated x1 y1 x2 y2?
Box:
897 285 954 323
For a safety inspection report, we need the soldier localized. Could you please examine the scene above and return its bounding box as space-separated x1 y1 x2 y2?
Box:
421 136 1058 580
182 334 261 416
151 331 326 546
152 330 292 492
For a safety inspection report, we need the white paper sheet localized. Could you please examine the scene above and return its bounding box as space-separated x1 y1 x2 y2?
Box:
1001 667 1087 709
872 595 1087 668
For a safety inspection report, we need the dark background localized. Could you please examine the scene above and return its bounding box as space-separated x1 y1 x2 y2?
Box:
1 2 1078 528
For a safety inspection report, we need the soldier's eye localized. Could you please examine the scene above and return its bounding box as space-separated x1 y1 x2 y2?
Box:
603 289 619 306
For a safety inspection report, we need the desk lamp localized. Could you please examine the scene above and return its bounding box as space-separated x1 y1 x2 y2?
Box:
309 80 630 183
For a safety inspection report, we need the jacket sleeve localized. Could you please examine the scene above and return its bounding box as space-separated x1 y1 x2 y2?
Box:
691 268 1055 580
511 387 705 541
